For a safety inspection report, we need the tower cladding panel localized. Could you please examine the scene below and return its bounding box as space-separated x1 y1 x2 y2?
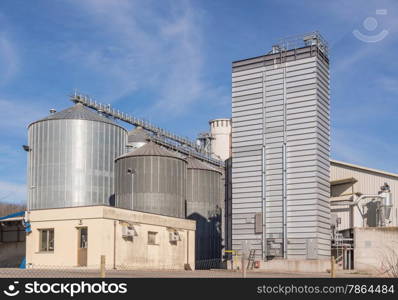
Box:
231 33 330 259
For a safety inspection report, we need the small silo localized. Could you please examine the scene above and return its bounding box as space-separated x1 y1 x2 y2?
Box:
27 103 127 210
115 142 187 218
186 156 223 265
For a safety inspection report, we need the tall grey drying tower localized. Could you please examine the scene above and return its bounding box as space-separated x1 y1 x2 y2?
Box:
231 32 330 260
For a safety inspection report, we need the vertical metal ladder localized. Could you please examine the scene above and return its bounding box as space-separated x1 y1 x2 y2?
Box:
247 249 256 270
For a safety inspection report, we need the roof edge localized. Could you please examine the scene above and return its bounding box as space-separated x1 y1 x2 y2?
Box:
331 159 398 179
28 117 127 132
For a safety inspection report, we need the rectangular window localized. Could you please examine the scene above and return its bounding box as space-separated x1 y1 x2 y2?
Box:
39 229 54 252
147 231 158 245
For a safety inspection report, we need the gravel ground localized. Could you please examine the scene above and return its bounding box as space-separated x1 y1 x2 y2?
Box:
0 268 376 278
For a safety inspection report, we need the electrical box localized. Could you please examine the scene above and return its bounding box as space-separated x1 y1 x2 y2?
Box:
122 225 135 238
169 231 181 242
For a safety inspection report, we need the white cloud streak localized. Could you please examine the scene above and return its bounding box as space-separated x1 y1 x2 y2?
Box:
0 34 19 86
64 0 218 117
332 127 398 173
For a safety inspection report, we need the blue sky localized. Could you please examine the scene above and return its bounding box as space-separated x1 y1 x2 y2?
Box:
0 0 397 204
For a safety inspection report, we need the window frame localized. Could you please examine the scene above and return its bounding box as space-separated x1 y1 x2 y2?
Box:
39 228 54 252
147 231 158 245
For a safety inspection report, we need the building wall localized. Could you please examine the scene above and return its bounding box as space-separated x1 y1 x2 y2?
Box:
331 161 398 230
353 227 398 273
231 45 330 259
26 206 195 269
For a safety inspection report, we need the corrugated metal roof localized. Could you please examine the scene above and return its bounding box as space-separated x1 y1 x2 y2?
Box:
31 103 119 126
116 141 186 161
186 156 222 173
128 126 151 143
331 159 398 179
0 211 25 221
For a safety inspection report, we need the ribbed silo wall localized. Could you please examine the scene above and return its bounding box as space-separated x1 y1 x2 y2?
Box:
232 44 330 259
115 156 186 218
27 119 127 210
186 168 222 263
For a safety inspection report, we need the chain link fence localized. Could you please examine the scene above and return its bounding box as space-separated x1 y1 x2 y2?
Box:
0 257 376 278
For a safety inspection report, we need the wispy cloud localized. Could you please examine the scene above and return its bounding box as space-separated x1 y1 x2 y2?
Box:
63 0 220 118
332 127 398 173
0 98 44 133
0 34 19 86
319 0 398 72
0 180 26 204
377 76 398 95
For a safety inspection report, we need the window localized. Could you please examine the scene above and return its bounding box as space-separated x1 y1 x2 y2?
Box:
39 229 54 252
147 231 158 245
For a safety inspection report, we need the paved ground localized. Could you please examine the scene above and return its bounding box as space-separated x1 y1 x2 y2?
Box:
0 268 376 278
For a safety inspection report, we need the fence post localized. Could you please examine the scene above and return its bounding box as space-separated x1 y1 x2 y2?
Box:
100 255 106 278
330 256 336 278
241 253 246 278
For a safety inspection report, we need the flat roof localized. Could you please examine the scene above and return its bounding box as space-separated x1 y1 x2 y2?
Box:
28 205 196 231
330 177 358 186
331 159 398 179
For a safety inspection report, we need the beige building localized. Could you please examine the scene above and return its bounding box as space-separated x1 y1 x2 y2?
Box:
26 206 195 269
0 215 25 267
331 160 398 231
353 227 398 273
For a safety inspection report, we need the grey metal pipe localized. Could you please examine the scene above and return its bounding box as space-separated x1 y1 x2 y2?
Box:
261 70 267 261
282 59 288 259
282 143 287 259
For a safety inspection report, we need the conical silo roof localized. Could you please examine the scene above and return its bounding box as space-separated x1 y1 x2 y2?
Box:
29 103 120 127
186 156 222 174
128 126 151 143
116 141 186 162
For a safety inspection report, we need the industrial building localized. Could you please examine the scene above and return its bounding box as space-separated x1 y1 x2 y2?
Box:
330 160 398 272
19 96 227 270
0 31 396 275
224 32 395 273
26 206 195 269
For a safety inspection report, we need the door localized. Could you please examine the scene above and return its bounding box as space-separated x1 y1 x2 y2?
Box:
77 227 88 266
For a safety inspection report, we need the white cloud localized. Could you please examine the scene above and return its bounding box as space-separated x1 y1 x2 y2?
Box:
0 34 19 86
332 127 398 173
63 0 218 118
0 98 44 133
0 180 26 205
377 76 398 95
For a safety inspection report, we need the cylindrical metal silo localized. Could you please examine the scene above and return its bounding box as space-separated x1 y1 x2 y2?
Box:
27 103 127 210
186 156 223 266
115 141 186 218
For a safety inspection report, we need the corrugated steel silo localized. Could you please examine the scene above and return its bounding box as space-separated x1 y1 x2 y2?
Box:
27 103 127 210
231 32 330 259
186 156 222 264
115 142 186 218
